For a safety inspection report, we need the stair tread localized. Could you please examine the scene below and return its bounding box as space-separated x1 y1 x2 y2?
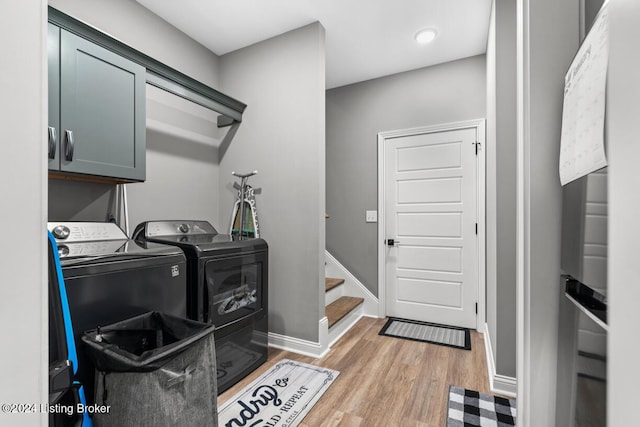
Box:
325 277 345 292
326 296 364 328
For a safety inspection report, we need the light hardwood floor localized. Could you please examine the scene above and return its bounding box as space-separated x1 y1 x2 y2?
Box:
218 317 491 427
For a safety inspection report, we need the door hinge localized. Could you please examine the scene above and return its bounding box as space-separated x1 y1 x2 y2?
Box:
475 303 478 314
475 223 478 234
473 141 480 155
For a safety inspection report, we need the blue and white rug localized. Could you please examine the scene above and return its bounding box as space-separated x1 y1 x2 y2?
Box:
218 359 339 427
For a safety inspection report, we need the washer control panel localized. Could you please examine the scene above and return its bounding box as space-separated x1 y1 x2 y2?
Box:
47 222 128 258
47 222 127 242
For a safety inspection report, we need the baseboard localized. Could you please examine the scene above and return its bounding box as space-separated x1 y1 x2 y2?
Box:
483 323 517 398
325 251 380 317
493 374 517 398
268 317 330 359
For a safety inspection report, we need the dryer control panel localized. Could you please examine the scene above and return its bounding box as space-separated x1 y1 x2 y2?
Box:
142 221 218 237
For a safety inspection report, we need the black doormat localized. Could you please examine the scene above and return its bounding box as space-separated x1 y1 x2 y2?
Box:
447 385 516 426
379 317 471 350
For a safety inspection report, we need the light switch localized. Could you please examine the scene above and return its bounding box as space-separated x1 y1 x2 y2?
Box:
366 210 378 223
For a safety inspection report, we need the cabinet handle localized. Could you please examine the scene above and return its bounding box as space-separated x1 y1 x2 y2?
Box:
64 130 74 161
48 127 57 159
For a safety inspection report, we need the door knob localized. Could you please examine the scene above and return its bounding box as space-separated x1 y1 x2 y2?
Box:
385 239 400 246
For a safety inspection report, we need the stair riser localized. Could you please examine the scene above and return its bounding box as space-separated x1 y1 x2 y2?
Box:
327 297 364 328
325 285 343 306
325 252 379 318
328 304 364 346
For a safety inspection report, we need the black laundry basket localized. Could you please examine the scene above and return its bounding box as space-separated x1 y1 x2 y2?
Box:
82 312 217 427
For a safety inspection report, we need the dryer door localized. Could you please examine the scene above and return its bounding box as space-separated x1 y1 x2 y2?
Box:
204 251 266 326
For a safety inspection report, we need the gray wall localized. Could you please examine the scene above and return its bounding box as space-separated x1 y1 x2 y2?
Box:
46 1 328 346
485 0 517 379
519 0 579 424
0 2 48 425
494 0 517 381
49 180 117 221
326 55 486 296
47 0 226 231
128 85 225 231
48 0 220 87
583 0 606 36
218 23 326 342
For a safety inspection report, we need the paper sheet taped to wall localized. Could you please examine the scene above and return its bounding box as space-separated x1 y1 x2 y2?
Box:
559 2 609 186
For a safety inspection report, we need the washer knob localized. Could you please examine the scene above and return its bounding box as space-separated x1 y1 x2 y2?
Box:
57 245 69 257
52 225 70 240
178 223 190 233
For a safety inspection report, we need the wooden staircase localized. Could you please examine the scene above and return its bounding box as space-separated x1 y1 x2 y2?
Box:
325 277 344 293
325 277 364 331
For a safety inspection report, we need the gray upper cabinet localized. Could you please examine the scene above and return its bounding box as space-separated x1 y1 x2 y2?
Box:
48 25 146 182
48 23 60 171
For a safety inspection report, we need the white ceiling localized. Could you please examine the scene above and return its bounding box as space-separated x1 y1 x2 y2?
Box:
135 0 492 89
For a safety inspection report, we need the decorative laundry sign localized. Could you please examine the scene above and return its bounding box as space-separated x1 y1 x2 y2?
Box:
218 359 339 427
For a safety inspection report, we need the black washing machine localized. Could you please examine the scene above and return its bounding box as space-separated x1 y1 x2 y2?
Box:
133 220 268 394
48 222 187 404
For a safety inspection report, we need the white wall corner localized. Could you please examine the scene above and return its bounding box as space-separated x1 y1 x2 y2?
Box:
325 250 380 317
268 317 330 359
319 316 329 353
483 323 517 398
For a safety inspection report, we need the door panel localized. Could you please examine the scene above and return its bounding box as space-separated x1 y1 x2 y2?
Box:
397 278 462 308
398 245 462 273
397 212 462 237
60 29 145 181
397 141 462 171
385 127 478 329
398 178 462 204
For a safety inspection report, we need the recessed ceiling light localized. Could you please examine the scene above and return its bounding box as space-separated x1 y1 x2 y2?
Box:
415 28 437 45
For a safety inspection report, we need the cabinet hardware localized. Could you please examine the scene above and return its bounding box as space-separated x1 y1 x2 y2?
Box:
48 127 57 159
64 130 74 161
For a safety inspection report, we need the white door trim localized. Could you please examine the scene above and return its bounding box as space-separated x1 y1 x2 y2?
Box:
377 119 486 332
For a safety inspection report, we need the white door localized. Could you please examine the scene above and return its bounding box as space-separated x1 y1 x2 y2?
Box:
383 126 478 329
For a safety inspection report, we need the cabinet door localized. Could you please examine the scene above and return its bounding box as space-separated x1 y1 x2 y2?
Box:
48 23 60 170
60 30 146 181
